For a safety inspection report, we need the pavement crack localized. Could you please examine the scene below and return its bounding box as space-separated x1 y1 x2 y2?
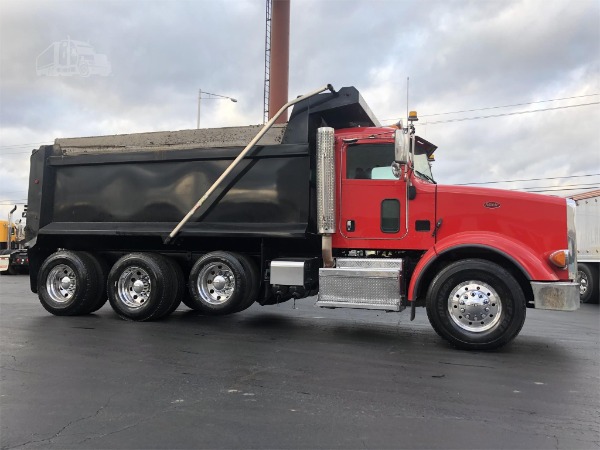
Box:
7 395 114 449
438 361 495 369
75 406 178 445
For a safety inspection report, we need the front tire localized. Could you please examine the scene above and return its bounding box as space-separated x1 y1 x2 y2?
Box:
37 251 105 316
107 253 178 321
426 259 526 350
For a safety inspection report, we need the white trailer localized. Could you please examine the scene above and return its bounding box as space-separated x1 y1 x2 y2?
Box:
571 190 600 303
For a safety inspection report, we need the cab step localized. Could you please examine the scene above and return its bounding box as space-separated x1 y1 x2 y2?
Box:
317 258 405 311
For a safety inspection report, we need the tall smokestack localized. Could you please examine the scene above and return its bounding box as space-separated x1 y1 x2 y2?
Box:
268 0 290 124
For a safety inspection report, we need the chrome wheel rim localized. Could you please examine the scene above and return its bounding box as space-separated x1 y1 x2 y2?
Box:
577 270 588 296
197 262 236 305
47 264 76 303
448 280 502 332
117 266 151 309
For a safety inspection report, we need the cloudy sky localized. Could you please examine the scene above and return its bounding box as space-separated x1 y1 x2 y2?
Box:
0 0 599 221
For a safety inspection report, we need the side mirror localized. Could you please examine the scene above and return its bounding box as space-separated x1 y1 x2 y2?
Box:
394 130 409 164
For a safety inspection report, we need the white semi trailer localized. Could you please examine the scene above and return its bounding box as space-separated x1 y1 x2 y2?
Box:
572 190 600 303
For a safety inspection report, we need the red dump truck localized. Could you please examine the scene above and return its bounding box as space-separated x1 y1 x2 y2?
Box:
25 85 579 350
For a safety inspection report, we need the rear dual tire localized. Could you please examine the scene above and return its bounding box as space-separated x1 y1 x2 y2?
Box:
185 251 258 315
37 251 107 316
38 250 258 320
107 253 179 321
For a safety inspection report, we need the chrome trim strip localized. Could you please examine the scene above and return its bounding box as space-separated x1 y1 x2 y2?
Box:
316 301 401 312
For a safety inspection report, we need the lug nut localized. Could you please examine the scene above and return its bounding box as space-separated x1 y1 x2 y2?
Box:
460 308 465 313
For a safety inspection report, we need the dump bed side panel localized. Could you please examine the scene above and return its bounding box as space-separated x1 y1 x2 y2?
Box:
27 143 311 243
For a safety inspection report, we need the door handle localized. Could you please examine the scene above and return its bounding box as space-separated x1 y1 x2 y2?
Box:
346 220 355 232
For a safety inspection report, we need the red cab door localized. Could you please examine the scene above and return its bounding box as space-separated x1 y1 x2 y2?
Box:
339 142 408 241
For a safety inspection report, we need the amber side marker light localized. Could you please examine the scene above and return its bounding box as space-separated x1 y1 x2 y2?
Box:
549 250 568 268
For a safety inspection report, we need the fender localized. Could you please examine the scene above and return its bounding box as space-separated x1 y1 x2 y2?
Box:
408 231 559 301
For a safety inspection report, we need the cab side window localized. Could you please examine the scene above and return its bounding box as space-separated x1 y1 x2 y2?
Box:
346 144 395 180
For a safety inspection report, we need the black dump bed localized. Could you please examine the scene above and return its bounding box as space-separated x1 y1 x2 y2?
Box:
25 87 378 252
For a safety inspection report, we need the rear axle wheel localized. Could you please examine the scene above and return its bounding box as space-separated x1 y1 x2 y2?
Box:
187 251 249 315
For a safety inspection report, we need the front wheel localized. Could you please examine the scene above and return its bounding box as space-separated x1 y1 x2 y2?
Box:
426 259 526 351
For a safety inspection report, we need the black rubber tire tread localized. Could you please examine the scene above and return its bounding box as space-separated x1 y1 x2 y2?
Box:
181 293 197 310
232 253 260 312
86 254 109 313
425 259 526 351
578 263 599 304
187 251 248 315
162 257 185 316
107 252 178 321
7 264 19 275
37 250 104 316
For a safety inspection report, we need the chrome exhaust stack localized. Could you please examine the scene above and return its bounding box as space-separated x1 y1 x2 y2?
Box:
316 127 336 268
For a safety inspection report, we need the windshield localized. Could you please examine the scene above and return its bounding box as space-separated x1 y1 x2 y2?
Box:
413 152 435 183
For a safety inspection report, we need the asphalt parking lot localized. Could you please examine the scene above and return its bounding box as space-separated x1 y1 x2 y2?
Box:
1 273 599 449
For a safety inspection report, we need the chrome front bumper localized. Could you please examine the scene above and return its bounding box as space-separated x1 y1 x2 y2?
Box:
531 281 580 311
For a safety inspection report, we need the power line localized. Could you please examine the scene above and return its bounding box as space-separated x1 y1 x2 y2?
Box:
0 141 52 149
456 173 600 186
382 93 600 121
383 102 599 126
518 186 598 194
427 102 599 124
1 151 36 155
519 182 599 191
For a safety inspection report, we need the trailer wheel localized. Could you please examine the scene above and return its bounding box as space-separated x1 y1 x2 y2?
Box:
233 253 260 312
107 253 178 321
187 251 248 315
578 263 599 304
37 251 105 316
425 259 526 351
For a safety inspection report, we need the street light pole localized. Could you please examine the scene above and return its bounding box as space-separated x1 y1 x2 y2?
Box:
197 89 202 129
197 89 238 129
